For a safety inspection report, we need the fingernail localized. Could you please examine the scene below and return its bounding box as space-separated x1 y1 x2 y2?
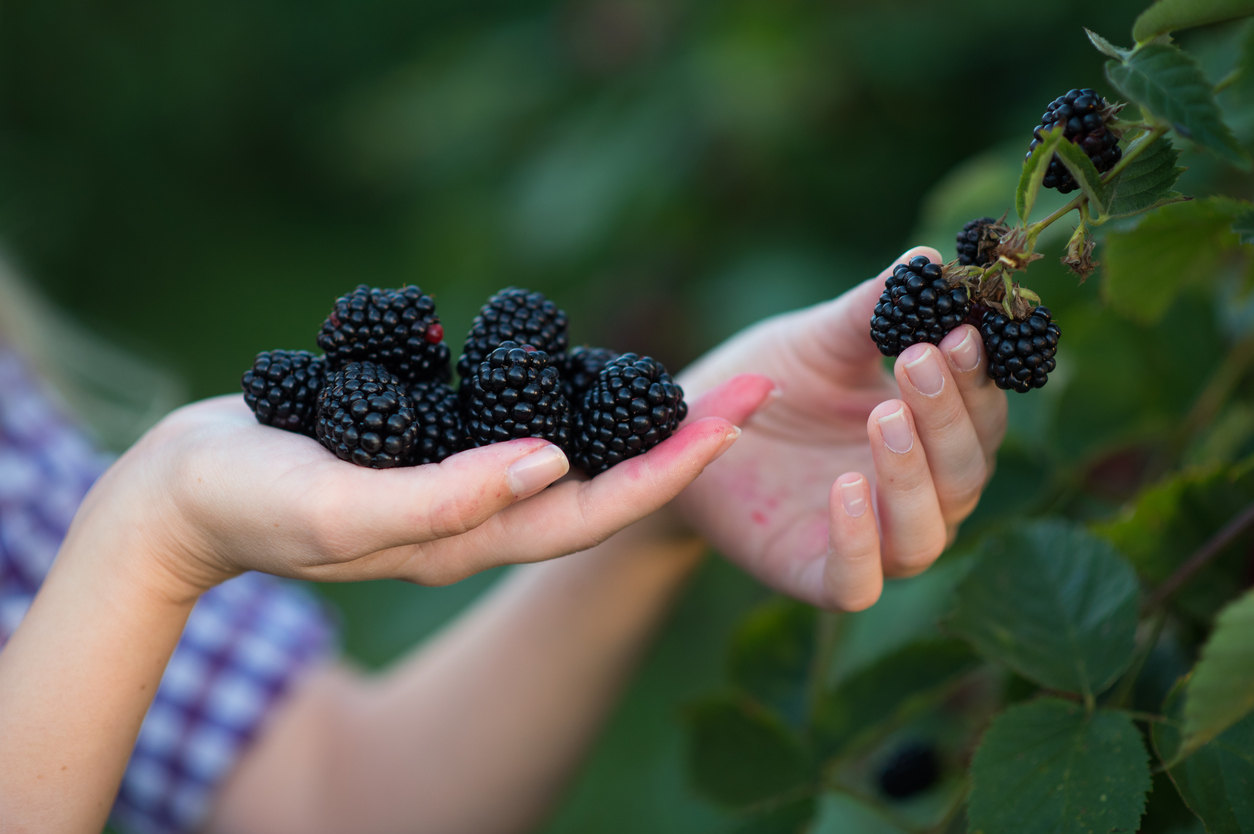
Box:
838 476 867 518
715 426 742 458
905 350 944 397
507 445 569 498
946 328 980 374
877 407 914 454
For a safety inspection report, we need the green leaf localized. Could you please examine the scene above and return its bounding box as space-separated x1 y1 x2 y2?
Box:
813 639 978 759
1102 133 1187 219
727 796 818 834
1236 204 1254 245
969 699 1151 834
1102 197 1246 324
1105 42 1250 169
1153 682 1254 834
1051 134 1111 214
1181 589 1254 754
945 519 1139 699
1017 125 1063 222
1085 28 1131 61
1132 0 1254 43
810 793 912 834
727 597 817 728
684 694 813 809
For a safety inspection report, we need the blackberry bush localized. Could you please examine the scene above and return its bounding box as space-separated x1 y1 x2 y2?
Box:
572 353 687 476
870 255 971 356
241 349 326 436
317 284 451 384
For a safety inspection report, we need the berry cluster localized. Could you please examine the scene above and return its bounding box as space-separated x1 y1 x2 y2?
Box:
1026 88 1122 194
242 284 686 472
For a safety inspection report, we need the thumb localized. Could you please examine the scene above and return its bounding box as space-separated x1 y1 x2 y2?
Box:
810 245 943 367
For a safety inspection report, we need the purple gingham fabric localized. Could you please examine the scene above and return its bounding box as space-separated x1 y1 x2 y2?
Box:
0 346 338 834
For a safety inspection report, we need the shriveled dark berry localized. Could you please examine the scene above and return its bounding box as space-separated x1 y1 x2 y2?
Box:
457 288 569 388
1026 88 1122 194
241 349 327 437
462 342 573 449
876 740 941 800
564 345 620 403
870 256 970 357
315 361 419 468
573 353 687 476
956 217 999 267
407 380 467 465
980 305 1061 393
317 284 451 384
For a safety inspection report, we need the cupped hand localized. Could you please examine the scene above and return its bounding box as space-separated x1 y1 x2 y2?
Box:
675 246 1008 611
84 378 772 601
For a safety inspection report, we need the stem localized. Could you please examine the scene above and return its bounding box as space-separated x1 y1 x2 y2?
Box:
1142 501 1254 614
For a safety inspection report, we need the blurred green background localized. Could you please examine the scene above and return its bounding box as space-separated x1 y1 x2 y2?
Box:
0 0 1196 831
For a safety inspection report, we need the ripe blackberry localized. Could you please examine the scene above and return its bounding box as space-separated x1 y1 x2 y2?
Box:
564 345 620 402
980 305 1061 393
1026 88 1122 194
870 256 970 357
876 740 941 800
573 353 687 476
462 342 573 449
315 361 419 468
955 217 999 267
317 284 451 384
456 288 569 387
407 380 467 465
241 349 327 437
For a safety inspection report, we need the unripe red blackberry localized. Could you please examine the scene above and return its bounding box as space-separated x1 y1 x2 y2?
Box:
870 256 970 357
462 342 573 449
315 361 419 468
241 349 327 437
572 353 687 476
980 306 1061 393
1026 88 1122 194
317 284 451 384
457 288 569 388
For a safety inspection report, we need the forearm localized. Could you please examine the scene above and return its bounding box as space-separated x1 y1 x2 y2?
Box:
0 485 198 833
208 513 706 834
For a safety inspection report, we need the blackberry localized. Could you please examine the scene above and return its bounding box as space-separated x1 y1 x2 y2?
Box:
876 740 941 800
462 342 573 449
241 349 327 437
407 380 468 465
314 361 419 468
573 353 687 476
456 288 569 387
955 217 999 267
317 284 451 384
564 345 620 403
869 256 970 357
980 305 1061 393
1026 88 1122 194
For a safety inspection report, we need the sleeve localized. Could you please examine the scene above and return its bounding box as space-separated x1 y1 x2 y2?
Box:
0 346 340 834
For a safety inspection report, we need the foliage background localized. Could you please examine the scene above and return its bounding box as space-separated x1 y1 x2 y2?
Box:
3 1 1248 831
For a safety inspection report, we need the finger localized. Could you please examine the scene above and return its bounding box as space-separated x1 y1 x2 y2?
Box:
683 373 779 426
822 473 884 611
434 417 742 576
303 437 571 553
939 324 1008 468
867 400 948 577
893 341 988 525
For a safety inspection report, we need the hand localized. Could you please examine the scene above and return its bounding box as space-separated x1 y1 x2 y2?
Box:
85 383 769 601
675 246 1008 611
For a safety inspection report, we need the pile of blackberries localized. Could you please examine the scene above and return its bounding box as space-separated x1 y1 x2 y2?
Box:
242 285 687 471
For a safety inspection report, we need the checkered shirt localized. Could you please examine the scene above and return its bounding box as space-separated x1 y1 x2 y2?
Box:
0 346 338 834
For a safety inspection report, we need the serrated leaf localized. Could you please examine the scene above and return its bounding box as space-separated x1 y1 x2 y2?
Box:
727 597 817 728
812 639 978 759
1181 589 1254 754
1050 134 1111 215
1102 133 1187 218
1153 681 1254 834
684 694 813 809
1102 196 1245 323
969 699 1151 834
1132 0 1254 43
1085 28 1132 61
1017 125 1063 222
945 519 1139 699
1106 42 1250 169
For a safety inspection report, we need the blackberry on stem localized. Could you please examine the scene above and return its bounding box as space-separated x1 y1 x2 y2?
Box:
317 284 451 384
980 305 1061 393
241 349 327 437
315 361 420 468
955 217 1004 267
870 256 971 357
1027 88 1122 194
572 353 687 476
